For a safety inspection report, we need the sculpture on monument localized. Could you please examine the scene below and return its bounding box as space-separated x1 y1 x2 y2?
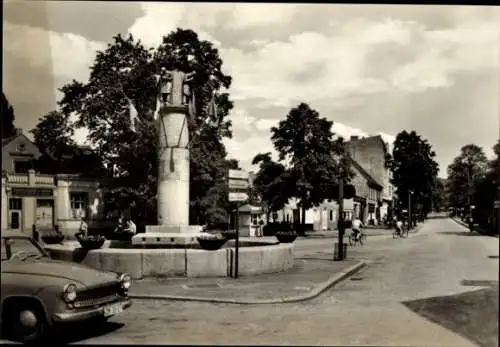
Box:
131 66 207 246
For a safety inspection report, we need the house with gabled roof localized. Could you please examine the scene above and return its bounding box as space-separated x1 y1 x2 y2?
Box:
2 129 111 236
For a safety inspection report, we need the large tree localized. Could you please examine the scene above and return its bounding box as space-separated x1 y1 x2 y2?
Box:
30 110 106 177
446 144 489 210
431 177 446 212
1 92 17 140
389 130 439 217
30 111 75 167
251 152 290 222
471 140 500 231
269 102 352 228
56 29 235 225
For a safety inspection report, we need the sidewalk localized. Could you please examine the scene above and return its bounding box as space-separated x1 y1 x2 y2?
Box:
451 218 499 238
129 258 365 304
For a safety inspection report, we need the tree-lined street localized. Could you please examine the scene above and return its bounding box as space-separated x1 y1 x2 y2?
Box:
51 217 498 346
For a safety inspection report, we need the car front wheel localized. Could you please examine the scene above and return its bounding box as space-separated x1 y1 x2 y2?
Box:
6 302 47 343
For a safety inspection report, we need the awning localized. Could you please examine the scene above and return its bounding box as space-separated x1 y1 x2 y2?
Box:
236 204 263 213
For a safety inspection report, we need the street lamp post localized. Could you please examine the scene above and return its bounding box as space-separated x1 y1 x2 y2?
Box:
408 190 413 230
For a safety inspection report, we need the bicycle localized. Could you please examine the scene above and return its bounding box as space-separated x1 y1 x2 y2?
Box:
349 229 367 246
392 226 408 239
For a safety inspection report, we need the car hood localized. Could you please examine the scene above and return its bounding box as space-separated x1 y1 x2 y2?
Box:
3 258 120 288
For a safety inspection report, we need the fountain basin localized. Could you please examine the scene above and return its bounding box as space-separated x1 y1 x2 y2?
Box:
44 239 294 279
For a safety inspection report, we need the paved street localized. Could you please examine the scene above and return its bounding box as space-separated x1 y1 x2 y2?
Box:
4 217 498 346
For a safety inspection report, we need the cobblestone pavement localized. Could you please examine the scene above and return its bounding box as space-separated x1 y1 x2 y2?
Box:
3 218 498 346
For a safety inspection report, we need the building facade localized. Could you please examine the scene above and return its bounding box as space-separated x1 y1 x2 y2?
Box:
346 135 395 223
2 131 109 237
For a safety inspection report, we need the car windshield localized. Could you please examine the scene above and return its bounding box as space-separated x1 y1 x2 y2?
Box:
1 237 47 261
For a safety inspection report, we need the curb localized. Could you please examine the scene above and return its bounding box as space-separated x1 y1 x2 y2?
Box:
129 261 366 305
305 231 393 239
450 217 497 237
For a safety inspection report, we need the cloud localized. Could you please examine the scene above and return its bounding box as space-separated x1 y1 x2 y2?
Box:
226 4 299 29
4 22 106 90
222 12 499 110
4 3 499 179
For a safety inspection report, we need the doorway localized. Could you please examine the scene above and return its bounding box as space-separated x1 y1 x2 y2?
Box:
9 198 23 231
10 211 21 230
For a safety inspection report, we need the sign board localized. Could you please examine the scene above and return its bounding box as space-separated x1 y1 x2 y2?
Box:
11 188 53 197
228 169 249 180
228 179 249 190
229 192 248 202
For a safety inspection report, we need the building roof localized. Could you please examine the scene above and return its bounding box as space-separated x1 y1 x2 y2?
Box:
347 134 389 155
350 158 383 190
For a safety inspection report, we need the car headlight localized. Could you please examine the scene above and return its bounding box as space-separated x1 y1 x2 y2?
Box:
62 283 77 303
119 273 131 290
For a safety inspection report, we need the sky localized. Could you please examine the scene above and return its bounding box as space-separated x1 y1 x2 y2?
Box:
3 2 500 178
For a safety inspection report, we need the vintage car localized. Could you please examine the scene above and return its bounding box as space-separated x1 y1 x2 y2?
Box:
0 231 132 342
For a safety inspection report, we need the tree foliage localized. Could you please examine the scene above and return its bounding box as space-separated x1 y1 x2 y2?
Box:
446 144 489 209
389 130 439 215
55 29 236 224
431 177 446 212
30 111 106 177
470 140 499 230
257 103 352 225
31 111 75 161
1 93 16 140
251 152 290 221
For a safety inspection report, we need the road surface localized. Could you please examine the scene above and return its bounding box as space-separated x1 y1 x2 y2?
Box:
4 217 499 346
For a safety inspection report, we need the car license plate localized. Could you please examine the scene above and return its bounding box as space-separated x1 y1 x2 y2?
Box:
103 303 124 317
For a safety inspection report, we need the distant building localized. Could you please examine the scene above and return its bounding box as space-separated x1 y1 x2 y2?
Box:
272 134 394 231
346 135 395 223
1 129 110 236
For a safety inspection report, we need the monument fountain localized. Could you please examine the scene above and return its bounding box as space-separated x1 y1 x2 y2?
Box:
44 68 295 279
131 68 206 247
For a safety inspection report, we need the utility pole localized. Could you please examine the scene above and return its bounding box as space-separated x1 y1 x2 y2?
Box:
336 177 345 260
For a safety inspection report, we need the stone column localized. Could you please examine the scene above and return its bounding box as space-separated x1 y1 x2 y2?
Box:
1 177 8 231
56 179 70 222
157 105 189 227
28 169 36 187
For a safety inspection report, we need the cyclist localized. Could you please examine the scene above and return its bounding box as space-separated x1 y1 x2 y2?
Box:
467 215 474 232
395 219 403 237
351 217 364 241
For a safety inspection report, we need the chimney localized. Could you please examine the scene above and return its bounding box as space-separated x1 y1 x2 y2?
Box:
350 135 359 141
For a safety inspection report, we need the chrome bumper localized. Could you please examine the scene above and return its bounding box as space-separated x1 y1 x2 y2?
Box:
52 298 132 323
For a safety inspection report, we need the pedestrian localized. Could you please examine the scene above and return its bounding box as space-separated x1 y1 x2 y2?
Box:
123 217 137 235
75 215 88 240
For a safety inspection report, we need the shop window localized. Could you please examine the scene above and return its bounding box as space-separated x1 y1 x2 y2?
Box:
70 192 88 219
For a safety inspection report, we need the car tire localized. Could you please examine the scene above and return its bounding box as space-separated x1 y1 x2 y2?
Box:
6 301 47 343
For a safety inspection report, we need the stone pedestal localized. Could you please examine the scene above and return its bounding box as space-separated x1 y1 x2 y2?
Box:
131 225 208 247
